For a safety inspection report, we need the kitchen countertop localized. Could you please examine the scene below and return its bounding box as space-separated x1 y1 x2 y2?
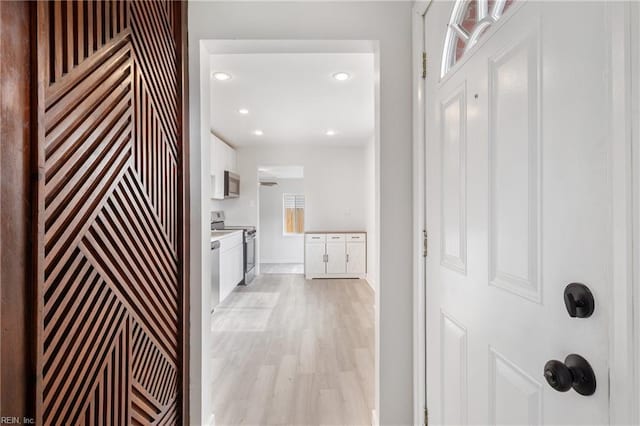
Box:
304 231 367 234
211 229 243 242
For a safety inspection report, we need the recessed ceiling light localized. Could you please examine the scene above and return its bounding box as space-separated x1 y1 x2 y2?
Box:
238 108 249 115
212 72 232 81
332 72 351 81
253 130 264 136
326 129 336 136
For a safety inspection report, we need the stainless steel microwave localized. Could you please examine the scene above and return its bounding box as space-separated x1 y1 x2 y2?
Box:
224 171 240 198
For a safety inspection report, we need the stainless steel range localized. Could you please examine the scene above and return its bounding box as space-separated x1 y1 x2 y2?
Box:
211 211 256 284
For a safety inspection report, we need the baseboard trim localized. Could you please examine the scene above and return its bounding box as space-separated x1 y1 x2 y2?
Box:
365 277 375 292
305 273 366 280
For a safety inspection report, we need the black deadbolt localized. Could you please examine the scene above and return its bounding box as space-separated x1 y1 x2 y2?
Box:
564 283 595 318
543 354 596 396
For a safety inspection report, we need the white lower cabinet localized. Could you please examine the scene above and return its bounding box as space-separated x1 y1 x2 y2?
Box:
305 243 327 275
326 242 346 274
346 241 366 274
304 232 366 279
218 232 244 302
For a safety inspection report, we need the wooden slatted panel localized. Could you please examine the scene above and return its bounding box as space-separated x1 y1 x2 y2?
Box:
48 0 128 85
35 1 185 423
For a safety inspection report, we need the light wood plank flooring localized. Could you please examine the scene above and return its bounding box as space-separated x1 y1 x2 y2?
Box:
260 263 305 274
210 273 375 425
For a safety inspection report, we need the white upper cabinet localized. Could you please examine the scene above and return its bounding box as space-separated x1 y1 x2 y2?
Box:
210 133 238 200
224 143 237 174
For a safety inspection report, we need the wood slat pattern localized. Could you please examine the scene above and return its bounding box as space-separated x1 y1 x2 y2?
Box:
47 0 129 86
132 321 177 407
35 1 184 423
78 317 130 426
133 62 178 251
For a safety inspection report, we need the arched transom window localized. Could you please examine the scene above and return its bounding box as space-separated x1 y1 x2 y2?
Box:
441 0 514 77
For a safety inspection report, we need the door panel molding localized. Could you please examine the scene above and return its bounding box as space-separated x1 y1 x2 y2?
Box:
33 1 188 423
439 82 467 275
439 311 468 425
488 347 542 425
488 27 541 304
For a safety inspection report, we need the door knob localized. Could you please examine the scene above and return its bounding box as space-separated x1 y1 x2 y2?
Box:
543 354 596 396
564 283 595 318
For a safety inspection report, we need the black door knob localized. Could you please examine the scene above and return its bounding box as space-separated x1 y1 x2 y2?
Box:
543 354 596 396
564 283 595 318
543 360 573 392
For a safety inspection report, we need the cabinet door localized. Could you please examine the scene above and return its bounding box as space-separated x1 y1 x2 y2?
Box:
346 242 366 274
225 143 238 173
305 243 326 275
229 148 238 173
217 142 226 198
326 242 346 274
219 251 232 302
233 243 244 284
211 137 224 199
223 143 230 172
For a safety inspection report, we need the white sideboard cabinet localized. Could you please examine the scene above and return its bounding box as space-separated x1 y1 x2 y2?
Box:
304 232 366 279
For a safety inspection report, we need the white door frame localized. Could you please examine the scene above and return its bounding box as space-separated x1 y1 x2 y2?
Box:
411 1 640 423
609 1 640 423
412 1 430 424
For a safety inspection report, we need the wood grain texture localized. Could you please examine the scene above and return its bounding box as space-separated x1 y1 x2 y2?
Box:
34 1 187 423
0 0 34 419
211 275 375 425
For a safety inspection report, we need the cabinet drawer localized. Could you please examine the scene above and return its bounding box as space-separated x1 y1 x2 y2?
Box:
305 234 326 243
347 233 366 242
326 233 346 242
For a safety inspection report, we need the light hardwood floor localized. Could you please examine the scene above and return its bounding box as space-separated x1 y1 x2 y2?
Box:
260 263 305 274
210 273 375 426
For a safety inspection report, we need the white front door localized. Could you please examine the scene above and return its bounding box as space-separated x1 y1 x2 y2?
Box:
425 1 611 423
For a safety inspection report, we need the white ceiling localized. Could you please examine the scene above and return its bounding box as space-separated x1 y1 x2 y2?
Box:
209 52 374 147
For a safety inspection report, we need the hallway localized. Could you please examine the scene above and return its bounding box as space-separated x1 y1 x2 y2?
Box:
210 274 375 425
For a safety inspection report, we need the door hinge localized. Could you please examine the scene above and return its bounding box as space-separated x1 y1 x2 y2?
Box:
422 52 427 79
422 229 428 257
424 407 429 426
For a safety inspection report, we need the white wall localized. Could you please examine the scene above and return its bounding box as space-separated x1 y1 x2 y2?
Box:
259 178 305 264
365 138 378 291
223 145 368 227
189 40 212 426
189 2 413 424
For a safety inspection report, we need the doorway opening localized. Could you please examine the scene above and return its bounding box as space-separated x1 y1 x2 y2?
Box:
192 39 379 425
258 165 305 275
